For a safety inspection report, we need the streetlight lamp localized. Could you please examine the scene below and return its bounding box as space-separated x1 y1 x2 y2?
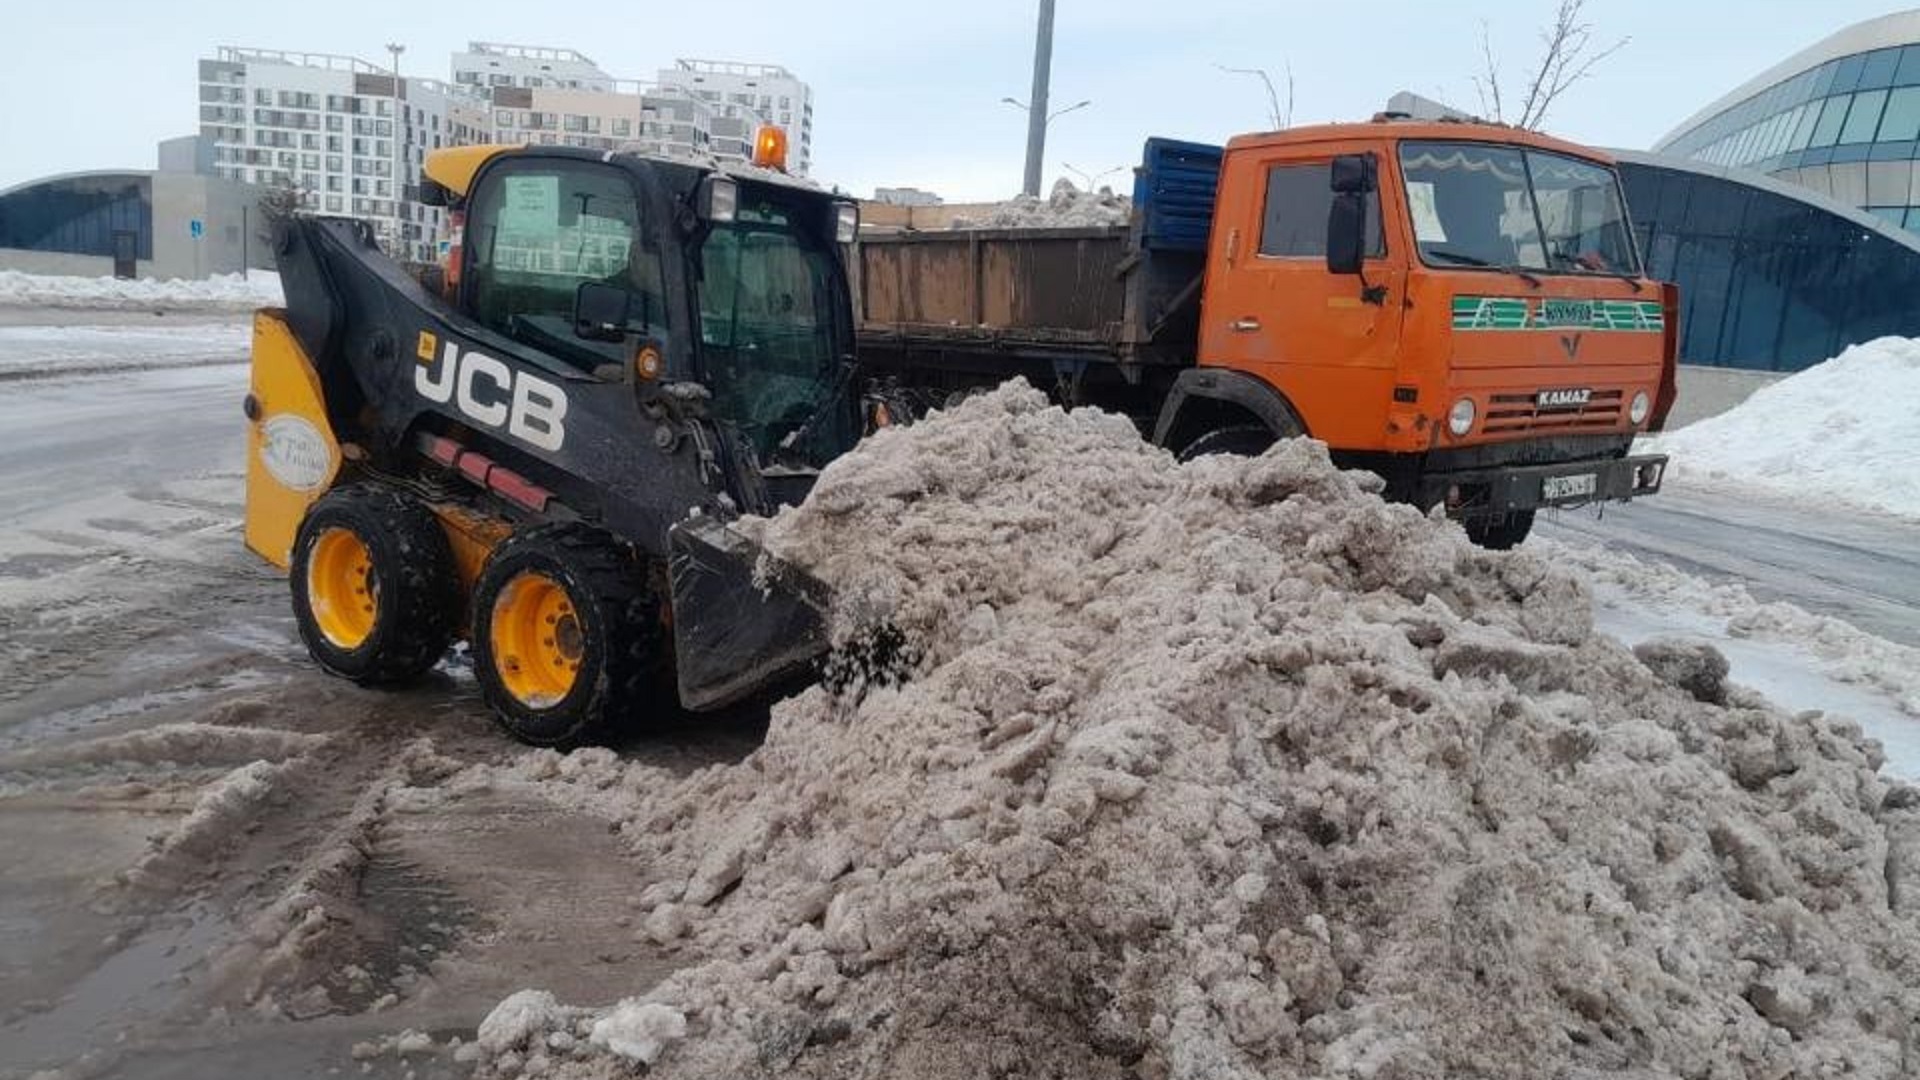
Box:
1062 161 1125 190
1000 96 1092 196
1001 97 1092 124
385 42 406 258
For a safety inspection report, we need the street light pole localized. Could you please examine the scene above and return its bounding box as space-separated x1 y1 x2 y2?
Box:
386 43 405 259
1022 0 1056 197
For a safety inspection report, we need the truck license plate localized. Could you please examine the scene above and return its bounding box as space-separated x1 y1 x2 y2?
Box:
1542 473 1598 500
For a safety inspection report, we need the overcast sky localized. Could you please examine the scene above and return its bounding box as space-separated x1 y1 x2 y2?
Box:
0 1 1906 202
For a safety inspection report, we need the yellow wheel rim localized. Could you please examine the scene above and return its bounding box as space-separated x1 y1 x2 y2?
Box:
489 571 583 708
307 526 378 650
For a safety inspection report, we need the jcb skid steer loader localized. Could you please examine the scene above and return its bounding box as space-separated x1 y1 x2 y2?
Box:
243 136 863 745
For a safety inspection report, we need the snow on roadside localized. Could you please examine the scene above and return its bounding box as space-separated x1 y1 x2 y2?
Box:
1542 537 1920 771
0 269 282 313
0 323 251 379
0 722 325 773
115 759 291 894
450 385 1920 1080
1644 336 1920 520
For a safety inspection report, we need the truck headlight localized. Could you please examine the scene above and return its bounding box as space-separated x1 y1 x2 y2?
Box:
1629 390 1651 426
1448 397 1476 436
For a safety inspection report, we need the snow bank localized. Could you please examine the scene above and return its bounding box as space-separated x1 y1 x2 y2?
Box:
950 177 1130 228
460 384 1920 1080
0 324 252 379
1648 336 1920 520
0 269 282 312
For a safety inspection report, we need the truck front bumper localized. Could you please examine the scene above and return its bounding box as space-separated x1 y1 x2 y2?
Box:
1418 453 1668 513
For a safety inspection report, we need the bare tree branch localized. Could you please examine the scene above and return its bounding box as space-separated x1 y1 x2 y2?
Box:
1474 0 1628 130
1472 21 1505 123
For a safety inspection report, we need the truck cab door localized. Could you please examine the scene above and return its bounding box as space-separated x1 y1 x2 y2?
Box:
1198 150 1408 451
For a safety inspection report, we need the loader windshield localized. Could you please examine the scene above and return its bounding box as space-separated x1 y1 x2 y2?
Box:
697 198 848 462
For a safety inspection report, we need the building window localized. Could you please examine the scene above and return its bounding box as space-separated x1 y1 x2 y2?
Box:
1879 86 1920 143
1840 89 1890 144
612 118 631 137
1808 95 1852 148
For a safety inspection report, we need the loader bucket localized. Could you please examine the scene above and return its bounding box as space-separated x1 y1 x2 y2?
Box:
668 516 832 711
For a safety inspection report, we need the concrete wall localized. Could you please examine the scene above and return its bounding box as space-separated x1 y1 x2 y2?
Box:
149 174 271 278
1665 364 1785 429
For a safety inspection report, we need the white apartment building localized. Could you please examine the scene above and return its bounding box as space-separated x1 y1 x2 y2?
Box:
198 45 816 262
655 59 814 174
197 47 475 263
452 42 617 94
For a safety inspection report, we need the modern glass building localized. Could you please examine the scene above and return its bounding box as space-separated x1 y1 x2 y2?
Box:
1655 11 1920 231
1614 150 1920 371
0 173 155 267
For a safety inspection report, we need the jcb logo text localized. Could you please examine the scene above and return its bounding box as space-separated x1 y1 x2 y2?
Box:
415 341 569 452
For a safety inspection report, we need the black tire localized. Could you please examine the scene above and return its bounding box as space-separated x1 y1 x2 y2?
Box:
470 525 670 748
1464 509 1536 550
290 484 458 686
1175 424 1278 462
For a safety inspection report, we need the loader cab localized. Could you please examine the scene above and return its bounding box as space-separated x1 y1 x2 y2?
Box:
429 145 860 469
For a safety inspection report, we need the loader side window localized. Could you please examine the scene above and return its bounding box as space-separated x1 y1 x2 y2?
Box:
464 161 664 367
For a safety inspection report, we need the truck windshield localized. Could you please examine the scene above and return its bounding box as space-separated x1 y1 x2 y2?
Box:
697 199 846 463
1399 141 1640 277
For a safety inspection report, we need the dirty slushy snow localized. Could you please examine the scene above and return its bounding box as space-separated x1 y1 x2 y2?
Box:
453 383 1920 1079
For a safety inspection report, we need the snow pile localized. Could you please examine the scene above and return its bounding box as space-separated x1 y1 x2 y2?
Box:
950 177 1130 228
1648 336 1920 520
0 269 282 312
1542 537 1920 772
459 383 1920 1079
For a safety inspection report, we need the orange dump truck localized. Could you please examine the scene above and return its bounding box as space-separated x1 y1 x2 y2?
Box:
856 119 1677 547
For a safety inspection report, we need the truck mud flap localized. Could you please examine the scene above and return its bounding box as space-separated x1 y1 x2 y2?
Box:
667 516 832 712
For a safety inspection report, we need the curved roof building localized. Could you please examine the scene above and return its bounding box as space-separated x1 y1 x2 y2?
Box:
0 139 268 280
1655 10 1920 231
1614 149 1920 370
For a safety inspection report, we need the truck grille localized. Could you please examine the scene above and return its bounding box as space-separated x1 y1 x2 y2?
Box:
1482 390 1624 434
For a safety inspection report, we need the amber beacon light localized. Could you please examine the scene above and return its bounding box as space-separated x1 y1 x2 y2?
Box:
752 125 790 171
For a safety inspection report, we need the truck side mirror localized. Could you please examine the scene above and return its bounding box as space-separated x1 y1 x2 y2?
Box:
1326 154 1376 277
1327 194 1368 276
574 281 630 342
1330 154 1376 195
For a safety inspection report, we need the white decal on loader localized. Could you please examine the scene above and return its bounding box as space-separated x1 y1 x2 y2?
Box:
259 414 333 491
415 341 569 452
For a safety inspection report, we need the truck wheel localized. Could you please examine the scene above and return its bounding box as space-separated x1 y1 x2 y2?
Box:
1176 424 1276 461
1464 510 1536 550
290 485 458 686
471 526 669 748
